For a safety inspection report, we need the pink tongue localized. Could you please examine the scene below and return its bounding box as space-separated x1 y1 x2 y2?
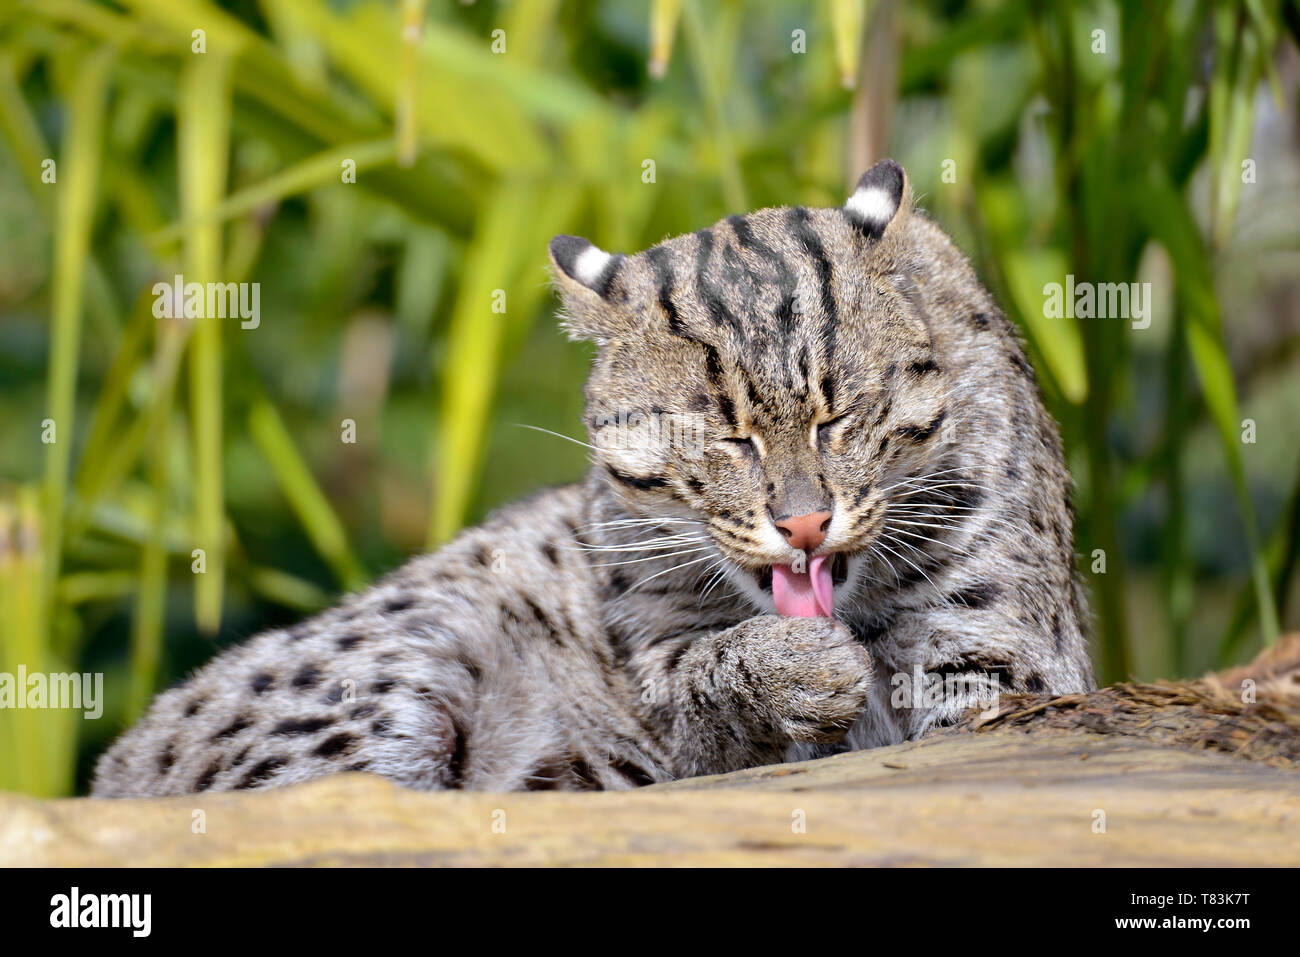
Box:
771 555 834 618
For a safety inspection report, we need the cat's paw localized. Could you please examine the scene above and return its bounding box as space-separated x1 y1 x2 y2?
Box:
728 615 873 745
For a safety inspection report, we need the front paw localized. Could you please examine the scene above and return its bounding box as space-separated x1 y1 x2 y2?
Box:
727 615 872 745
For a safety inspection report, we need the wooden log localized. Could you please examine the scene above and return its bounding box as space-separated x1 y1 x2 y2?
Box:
1 728 1296 866
2 638 1296 867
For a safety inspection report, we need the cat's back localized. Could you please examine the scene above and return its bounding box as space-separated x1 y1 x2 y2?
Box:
91 482 603 796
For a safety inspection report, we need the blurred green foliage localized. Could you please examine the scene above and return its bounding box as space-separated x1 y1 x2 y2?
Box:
1 0 1299 796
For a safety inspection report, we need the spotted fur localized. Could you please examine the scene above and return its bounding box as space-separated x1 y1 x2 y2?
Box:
92 160 1092 797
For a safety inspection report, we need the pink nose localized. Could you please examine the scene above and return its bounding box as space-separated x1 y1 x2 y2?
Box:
774 510 832 552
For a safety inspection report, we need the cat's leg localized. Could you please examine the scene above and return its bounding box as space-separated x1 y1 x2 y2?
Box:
629 615 873 778
843 597 1094 746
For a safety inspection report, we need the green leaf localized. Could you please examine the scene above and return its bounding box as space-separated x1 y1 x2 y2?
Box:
152 138 396 244
1134 172 1280 646
429 180 579 544
1000 248 1089 404
41 44 114 628
178 49 233 634
248 398 368 593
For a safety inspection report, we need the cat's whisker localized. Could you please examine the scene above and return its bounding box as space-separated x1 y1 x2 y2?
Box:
569 535 708 553
841 553 890 594
512 423 599 452
891 483 994 496
880 530 931 561
698 559 735 604
862 540 901 588
578 517 705 531
884 502 987 511
887 480 995 499
624 553 720 593
885 470 989 485
874 536 943 596
886 525 974 558
588 545 714 568
889 514 972 538
694 560 730 604
886 508 1024 537
877 465 978 493
873 468 982 496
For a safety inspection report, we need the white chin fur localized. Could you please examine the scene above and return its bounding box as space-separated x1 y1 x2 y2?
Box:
722 563 777 615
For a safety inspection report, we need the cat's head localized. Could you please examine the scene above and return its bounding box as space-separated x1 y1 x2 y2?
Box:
548 160 966 618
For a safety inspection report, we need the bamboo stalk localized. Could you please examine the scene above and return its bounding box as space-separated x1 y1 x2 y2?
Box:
178 51 233 634
39 44 114 634
247 398 367 593
127 320 187 720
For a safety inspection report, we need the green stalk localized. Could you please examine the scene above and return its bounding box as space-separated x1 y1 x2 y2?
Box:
1035 5 1131 682
151 139 396 245
40 45 114 637
426 180 577 545
1199 4 1280 645
0 52 54 210
648 0 684 78
179 51 233 634
70 290 157 540
0 501 23 792
247 398 367 592
0 489 68 796
243 565 331 613
0 47 120 343
395 0 425 167
1161 311 1193 676
680 0 747 213
427 185 524 545
1217 453 1300 666
830 0 868 90
126 322 187 720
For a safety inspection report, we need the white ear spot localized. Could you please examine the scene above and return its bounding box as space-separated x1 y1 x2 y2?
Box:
549 234 624 298
845 185 896 227
573 245 614 287
844 159 906 239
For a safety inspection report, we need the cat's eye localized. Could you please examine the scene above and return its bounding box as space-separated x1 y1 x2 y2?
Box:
721 436 759 457
814 415 848 449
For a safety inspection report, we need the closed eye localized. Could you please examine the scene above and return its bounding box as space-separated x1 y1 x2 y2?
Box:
721 436 759 457
815 415 849 449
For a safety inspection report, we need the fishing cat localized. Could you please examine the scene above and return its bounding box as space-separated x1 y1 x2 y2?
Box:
92 160 1094 796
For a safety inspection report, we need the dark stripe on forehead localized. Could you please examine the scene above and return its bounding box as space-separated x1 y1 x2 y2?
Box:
788 207 839 408
727 214 798 342
694 229 744 340
743 373 763 414
644 243 738 427
645 245 686 336
793 345 811 398
703 344 737 426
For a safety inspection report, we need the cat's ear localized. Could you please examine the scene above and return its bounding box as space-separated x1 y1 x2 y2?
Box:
547 234 631 343
843 159 909 240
